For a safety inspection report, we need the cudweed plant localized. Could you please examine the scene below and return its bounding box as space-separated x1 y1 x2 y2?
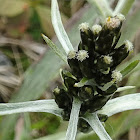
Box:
0 0 140 140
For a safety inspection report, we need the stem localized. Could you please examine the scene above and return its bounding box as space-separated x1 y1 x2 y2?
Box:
84 113 112 140
65 98 82 140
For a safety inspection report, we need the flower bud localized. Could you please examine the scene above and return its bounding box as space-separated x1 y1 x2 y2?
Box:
92 24 102 34
67 50 82 78
111 32 121 50
116 13 125 22
95 73 112 86
67 50 76 59
78 39 95 58
77 50 89 62
79 23 94 46
124 40 133 52
105 15 124 35
105 17 121 30
79 22 89 33
53 87 71 109
78 86 94 101
78 118 92 133
111 70 122 82
53 87 60 95
77 50 93 78
61 70 77 88
96 55 113 74
103 55 113 64
111 42 132 67
83 94 111 113
95 33 114 54
61 109 71 121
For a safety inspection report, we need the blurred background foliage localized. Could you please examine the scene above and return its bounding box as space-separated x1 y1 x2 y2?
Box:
0 0 140 140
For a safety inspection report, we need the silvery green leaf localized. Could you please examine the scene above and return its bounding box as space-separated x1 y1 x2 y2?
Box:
116 86 135 92
59 68 64 82
0 100 62 117
65 98 81 140
74 78 96 88
84 113 112 140
60 69 77 80
51 0 74 54
98 81 114 91
87 0 113 18
98 93 140 117
42 34 67 63
121 60 140 77
74 77 88 87
114 0 135 16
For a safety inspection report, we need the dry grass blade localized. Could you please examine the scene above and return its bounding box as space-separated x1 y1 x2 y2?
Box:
0 75 20 87
0 66 14 73
0 35 47 60
0 65 21 102
0 84 11 98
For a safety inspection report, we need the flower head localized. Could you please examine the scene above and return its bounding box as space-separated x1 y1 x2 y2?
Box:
103 55 113 64
116 13 125 21
67 50 77 59
111 70 122 82
77 50 89 62
53 87 60 94
105 16 121 29
78 22 89 32
92 24 102 34
124 40 133 52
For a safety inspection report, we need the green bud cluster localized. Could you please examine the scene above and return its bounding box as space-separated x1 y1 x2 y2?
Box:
53 14 133 133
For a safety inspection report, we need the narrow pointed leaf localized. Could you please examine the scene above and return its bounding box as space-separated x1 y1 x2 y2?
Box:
98 81 115 91
65 98 81 140
51 0 74 54
98 93 140 117
121 60 139 77
0 100 62 117
74 78 96 87
60 69 77 80
42 34 67 63
116 86 135 92
74 77 88 87
114 0 135 16
84 113 112 140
